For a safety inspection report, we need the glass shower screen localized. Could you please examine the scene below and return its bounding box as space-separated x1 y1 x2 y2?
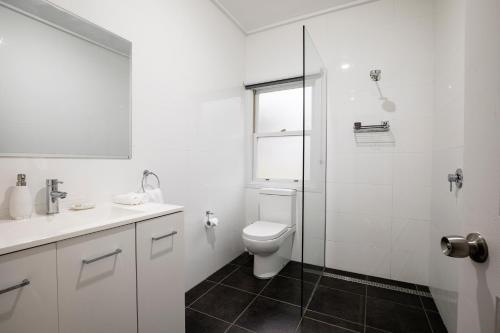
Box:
300 26 327 311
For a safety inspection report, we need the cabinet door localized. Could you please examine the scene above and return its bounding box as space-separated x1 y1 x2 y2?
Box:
0 244 58 333
137 213 184 333
57 224 137 333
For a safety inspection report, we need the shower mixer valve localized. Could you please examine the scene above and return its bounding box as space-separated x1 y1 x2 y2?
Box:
447 168 463 192
370 69 381 82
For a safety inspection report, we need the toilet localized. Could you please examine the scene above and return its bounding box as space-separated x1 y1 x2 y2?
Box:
242 188 296 279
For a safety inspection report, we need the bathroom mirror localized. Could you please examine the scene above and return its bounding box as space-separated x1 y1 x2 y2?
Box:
0 0 131 158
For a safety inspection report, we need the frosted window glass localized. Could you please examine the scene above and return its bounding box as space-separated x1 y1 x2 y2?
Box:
257 87 311 132
256 136 310 180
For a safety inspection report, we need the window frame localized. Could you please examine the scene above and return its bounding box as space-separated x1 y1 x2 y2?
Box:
251 81 314 185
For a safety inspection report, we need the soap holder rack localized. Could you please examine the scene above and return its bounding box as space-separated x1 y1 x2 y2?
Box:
353 121 390 133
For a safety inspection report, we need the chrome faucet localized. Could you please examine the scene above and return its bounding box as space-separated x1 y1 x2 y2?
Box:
46 179 67 214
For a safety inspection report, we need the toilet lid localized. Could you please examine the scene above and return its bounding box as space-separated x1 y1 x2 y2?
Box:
243 221 288 241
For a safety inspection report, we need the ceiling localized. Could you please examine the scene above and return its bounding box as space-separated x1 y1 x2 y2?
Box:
212 0 367 34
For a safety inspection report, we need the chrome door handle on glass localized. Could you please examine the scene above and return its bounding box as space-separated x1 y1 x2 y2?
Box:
447 168 463 192
0 279 30 295
82 249 122 265
46 179 67 214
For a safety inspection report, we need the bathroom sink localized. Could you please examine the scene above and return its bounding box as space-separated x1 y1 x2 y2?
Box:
0 202 183 256
62 205 145 222
0 204 145 252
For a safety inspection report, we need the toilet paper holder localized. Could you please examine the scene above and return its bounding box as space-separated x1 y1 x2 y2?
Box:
441 232 488 263
204 211 218 228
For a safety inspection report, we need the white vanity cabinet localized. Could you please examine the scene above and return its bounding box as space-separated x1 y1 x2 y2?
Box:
57 224 137 333
137 212 185 333
0 207 184 333
0 244 58 333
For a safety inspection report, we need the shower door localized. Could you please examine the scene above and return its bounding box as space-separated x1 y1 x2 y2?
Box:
300 26 327 312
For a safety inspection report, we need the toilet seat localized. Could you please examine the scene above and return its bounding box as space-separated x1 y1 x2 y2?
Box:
243 221 288 241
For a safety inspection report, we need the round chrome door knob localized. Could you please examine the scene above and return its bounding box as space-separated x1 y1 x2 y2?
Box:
441 232 488 263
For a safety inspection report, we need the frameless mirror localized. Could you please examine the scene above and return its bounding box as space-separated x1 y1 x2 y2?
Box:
0 0 131 158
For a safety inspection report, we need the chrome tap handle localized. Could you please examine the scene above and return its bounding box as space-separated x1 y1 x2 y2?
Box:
46 179 63 188
46 179 66 214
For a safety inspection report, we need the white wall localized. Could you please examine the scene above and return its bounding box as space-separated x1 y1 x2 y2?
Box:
429 1 465 332
0 0 246 291
245 0 434 285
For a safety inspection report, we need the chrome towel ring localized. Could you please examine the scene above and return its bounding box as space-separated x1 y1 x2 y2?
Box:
142 170 160 192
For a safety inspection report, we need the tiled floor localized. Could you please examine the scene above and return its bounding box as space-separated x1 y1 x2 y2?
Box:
185 253 448 333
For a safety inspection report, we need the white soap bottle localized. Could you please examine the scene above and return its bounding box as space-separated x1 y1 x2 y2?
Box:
9 174 33 220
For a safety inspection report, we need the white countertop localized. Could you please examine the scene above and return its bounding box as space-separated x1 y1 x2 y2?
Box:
0 203 183 256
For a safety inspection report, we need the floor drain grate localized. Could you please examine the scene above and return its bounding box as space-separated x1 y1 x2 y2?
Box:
304 269 433 298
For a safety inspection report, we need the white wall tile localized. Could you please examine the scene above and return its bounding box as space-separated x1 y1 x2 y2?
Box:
392 153 432 220
328 182 393 216
325 241 391 278
326 211 391 248
390 218 430 284
328 153 393 185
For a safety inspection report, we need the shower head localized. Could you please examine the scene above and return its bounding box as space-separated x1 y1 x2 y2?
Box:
370 69 381 82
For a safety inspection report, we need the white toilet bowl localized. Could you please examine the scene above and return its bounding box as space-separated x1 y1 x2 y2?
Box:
242 221 295 279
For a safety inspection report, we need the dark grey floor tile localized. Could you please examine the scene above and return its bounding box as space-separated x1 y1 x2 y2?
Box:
308 286 365 324
222 266 269 294
367 286 421 307
207 264 239 283
186 280 216 306
319 276 366 295
325 267 366 280
421 296 438 312
227 325 255 333
416 284 431 293
366 275 417 290
366 297 432 333
261 275 314 306
303 262 324 272
279 261 321 283
236 296 302 333
231 252 254 267
191 285 255 322
297 317 353 332
426 310 448 333
304 311 363 332
365 327 390 333
185 308 230 333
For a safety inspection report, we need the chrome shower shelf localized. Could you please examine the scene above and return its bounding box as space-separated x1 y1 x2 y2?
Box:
353 121 390 133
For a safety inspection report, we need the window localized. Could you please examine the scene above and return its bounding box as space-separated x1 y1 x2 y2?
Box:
253 83 312 182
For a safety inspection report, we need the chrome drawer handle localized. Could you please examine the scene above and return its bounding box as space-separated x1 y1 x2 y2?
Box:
0 279 30 295
82 249 122 265
152 231 177 241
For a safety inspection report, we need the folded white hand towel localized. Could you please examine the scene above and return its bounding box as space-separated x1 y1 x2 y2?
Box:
113 192 146 205
145 188 164 204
